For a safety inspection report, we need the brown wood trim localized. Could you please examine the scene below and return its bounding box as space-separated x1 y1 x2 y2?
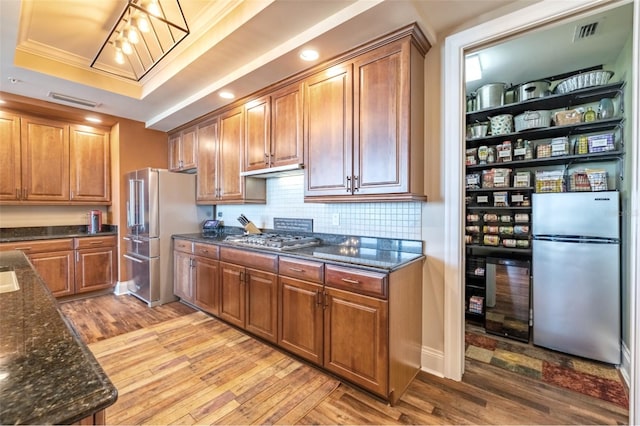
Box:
219 246 278 272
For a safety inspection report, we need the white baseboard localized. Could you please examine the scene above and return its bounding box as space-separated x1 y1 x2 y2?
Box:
620 341 631 389
113 280 131 296
421 345 445 378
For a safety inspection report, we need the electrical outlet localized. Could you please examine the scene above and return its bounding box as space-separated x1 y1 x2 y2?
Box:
331 213 340 226
217 211 223 218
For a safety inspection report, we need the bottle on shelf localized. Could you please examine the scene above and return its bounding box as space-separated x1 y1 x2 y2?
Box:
583 107 596 122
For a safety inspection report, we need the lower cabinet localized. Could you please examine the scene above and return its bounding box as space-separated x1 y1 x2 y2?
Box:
173 240 221 315
173 240 195 303
194 256 220 315
0 236 116 297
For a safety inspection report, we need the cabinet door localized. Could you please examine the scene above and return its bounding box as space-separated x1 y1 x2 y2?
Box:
218 107 244 201
29 251 75 297
21 116 69 201
219 261 245 327
324 286 389 397
69 125 110 202
278 276 323 365
168 133 181 171
180 127 198 170
196 117 219 202
0 111 21 201
75 246 116 293
245 96 270 171
195 256 220 316
245 268 277 343
174 250 194 302
304 64 353 197
271 82 303 168
353 41 408 195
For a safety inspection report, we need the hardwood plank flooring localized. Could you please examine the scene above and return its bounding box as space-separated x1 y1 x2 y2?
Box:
60 295 628 425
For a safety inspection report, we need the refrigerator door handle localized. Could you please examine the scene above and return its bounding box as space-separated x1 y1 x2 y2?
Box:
485 262 496 308
124 254 145 264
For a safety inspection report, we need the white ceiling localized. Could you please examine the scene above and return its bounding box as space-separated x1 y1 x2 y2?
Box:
1 0 632 132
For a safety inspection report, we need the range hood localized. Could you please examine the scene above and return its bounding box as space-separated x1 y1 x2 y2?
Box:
240 163 304 178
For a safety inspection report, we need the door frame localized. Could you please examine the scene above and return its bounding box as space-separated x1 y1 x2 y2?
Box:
442 0 639 422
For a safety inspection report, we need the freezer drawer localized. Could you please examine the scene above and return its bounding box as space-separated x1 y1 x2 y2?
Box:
125 253 160 304
532 239 620 364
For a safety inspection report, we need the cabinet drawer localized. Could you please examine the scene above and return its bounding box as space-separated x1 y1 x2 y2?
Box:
220 247 277 273
278 257 324 283
194 242 219 259
74 235 116 249
325 264 388 299
0 238 74 254
174 239 193 254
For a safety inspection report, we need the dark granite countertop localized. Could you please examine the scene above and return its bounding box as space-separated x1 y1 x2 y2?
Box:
173 230 425 271
0 225 118 243
0 251 117 425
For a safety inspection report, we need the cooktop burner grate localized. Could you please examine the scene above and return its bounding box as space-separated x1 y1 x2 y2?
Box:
224 233 320 251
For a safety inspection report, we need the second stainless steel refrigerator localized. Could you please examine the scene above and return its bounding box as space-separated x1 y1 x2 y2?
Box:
124 168 200 306
532 191 620 364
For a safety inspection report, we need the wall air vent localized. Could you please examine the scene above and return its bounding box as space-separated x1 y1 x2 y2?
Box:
47 92 100 108
573 22 600 42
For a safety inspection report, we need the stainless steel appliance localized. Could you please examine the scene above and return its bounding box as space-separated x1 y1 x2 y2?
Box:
224 233 320 251
124 168 200 306
532 191 620 363
485 257 531 342
88 210 102 234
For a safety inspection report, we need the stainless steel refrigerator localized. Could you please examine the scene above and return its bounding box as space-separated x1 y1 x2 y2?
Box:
124 168 200 307
532 191 620 364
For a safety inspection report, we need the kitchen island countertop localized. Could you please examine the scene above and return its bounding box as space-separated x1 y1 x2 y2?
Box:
0 251 117 425
173 232 425 271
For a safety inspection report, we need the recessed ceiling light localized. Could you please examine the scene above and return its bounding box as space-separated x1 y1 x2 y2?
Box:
300 49 319 61
86 117 102 123
219 91 235 99
0 99 6 104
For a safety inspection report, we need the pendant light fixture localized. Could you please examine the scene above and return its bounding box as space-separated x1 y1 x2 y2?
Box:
91 0 189 81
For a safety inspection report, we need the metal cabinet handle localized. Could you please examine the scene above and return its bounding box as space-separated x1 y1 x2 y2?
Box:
14 247 32 251
353 176 359 192
346 176 351 192
15 189 19 199
341 278 361 285
289 267 304 272
316 290 322 306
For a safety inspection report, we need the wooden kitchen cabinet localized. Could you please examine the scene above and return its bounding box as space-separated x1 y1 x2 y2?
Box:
74 236 116 294
0 110 112 204
173 239 195 303
219 247 278 342
168 126 197 172
193 242 220 315
304 31 428 202
0 110 21 201
244 82 304 172
278 257 325 365
195 109 266 204
21 115 70 202
0 238 75 297
70 125 110 202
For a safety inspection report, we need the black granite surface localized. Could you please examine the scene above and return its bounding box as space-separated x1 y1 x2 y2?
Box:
0 251 117 425
0 225 117 243
175 228 424 271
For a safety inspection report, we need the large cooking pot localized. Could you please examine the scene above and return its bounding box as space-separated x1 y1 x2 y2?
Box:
517 80 551 101
476 83 505 110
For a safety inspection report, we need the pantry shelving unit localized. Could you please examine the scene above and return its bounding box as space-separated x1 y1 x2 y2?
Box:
464 79 625 328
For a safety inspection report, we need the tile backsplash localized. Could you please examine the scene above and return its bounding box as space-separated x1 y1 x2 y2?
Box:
217 175 423 240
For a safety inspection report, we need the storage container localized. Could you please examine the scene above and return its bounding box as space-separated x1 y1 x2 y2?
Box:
569 171 591 192
517 80 551 101
536 143 552 158
476 83 506 109
489 114 513 135
586 168 608 191
514 110 552 131
550 137 569 157
554 70 614 94
513 171 531 188
587 133 615 153
554 109 582 126
535 170 565 193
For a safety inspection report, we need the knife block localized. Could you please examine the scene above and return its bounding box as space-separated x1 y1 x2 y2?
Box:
244 222 261 234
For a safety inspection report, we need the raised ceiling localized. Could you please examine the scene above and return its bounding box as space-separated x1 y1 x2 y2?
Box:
0 0 525 131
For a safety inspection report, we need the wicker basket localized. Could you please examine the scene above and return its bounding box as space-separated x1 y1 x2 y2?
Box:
554 109 582 126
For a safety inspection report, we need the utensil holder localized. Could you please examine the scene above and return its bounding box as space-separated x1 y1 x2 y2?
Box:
244 222 261 234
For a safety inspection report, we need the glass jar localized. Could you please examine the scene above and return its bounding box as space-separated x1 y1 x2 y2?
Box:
524 140 533 160
598 98 615 119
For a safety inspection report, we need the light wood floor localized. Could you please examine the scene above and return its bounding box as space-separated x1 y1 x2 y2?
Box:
60 294 628 425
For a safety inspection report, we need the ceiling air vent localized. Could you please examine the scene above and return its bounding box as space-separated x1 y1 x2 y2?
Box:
47 92 100 108
573 22 600 42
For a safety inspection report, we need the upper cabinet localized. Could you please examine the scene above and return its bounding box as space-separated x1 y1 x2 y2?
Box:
0 111 111 204
244 82 304 173
195 108 266 204
70 125 111 202
304 31 428 202
168 126 197 172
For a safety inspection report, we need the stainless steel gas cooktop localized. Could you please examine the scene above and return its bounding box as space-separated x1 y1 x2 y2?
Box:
224 233 320 251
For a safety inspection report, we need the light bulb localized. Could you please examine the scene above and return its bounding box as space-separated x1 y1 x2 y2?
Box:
124 26 139 44
121 38 133 55
142 0 161 16
132 15 150 33
115 48 125 64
